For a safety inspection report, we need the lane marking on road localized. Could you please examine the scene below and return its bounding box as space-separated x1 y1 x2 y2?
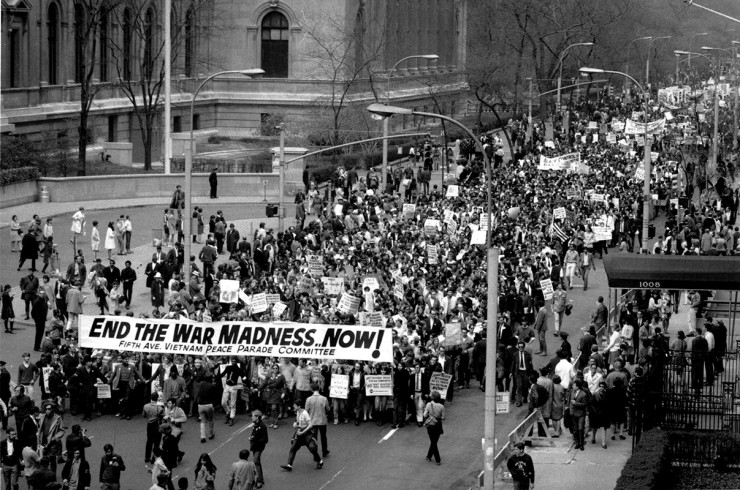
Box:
318 467 345 490
378 428 398 444
173 422 254 480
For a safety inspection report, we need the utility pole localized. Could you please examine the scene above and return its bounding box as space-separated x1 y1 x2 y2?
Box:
278 125 286 233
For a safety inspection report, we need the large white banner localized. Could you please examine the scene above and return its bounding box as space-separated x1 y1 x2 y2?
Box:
79 315 393 362
538 152 580 171
624 118 666 135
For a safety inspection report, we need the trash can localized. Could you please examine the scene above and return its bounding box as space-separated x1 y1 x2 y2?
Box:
39 185 50 203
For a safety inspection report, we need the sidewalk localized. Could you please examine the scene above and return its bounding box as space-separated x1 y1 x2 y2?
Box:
495 435 631 490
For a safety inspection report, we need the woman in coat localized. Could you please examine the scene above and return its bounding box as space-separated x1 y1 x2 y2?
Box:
90 220 101 261
18 230 38 271
151 273 166 313
607 376 628 441
550 374 566 437
588 381 609 448
104 221 116 260
2 284 15 333
260 363 285 429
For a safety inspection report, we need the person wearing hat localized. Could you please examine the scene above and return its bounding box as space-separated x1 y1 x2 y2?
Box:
74 356 106 422
36 401 65 473
249 410 268 488
151 272 166 314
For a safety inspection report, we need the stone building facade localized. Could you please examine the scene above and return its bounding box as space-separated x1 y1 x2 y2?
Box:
1 0 468 163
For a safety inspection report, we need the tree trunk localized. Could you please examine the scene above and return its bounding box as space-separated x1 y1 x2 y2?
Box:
77 111 88 176
143 135 152 171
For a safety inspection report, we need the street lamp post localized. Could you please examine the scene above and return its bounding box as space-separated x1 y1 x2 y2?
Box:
581 67 651 250
556 42 594 112
366 102 497 490
526 77 533 143
625 37 652 101
381 54 439 192
733 41 740 149
184 69 264 281
646 36 672 90
688 32 709 68
685 1 740 25
702 47 732 177
674 50 712 84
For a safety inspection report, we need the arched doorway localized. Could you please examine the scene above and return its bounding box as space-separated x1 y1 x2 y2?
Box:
260 11 288 78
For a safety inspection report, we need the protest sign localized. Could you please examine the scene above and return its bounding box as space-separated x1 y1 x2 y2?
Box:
624 118 665 135
330 374 349 399
362 276 380 292
321 277 344 295
592 133 598 143
365 375 393 396
593 226 612 242
238 290 251 306
42 366 52 392
538 152 580 171
251 293 268 314
273 302 287 318
299 276 314 292
589 193 605 203
540 278 554 300
219 279 240 304
427 244 438 265
424 219 441 235
337 294 360 315
360 312 384 327
429 372 453 400
607 133 617 144
80 314 393 361
443 209 455 223
403 203 416 217
265 293 281 305
394 280 404 301
442 323 464 347
588 121 598 130
333 204 344 216
496 392 511 414
97 384 112 399
553 207 566 220
307 254 323 276
612 121 625 133
565 189 579 200
470 230 487 245
634 165 645 181
446 185 459 197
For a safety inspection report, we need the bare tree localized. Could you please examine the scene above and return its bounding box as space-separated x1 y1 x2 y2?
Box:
107 0 217 169
74 0 121 175
299 7 384 156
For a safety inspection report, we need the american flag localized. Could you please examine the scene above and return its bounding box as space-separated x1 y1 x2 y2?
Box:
550 222 569 242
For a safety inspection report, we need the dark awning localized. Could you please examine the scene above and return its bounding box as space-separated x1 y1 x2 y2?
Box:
603 255 740 290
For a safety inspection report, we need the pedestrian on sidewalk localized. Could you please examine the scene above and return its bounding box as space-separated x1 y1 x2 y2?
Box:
99 443 126 490
91 221 101 261
124 215 133 254
70 207 86 250
18 229 38 272
10 215 22 252
209 168 218 199
194 453 216 490
280 399 323 472
569 379 588 450
506 442 535 490
104 222 116 260
19 270 39 319
2 285 16 333
228 449 256 490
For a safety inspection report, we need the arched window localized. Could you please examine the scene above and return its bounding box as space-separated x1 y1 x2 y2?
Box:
47 3 59 84
122 8 132 80
143 7 154 79
260 11 288 78
99 4 109 81
184 7 194 77
74 3 84 83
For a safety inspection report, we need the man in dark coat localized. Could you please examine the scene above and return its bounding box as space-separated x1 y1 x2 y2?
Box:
18 231 38 272
31 290 49 351
19 271 39 320
209 168 218 199
691 327 709 394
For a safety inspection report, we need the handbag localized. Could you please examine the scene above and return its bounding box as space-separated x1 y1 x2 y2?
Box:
565 304 573 316
423 415 437 427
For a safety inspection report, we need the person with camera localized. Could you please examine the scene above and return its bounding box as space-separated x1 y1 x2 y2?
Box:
99 443 126 490
280 399 323 472
65 425 92 462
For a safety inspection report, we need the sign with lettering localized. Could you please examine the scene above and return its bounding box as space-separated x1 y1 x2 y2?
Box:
540 278 554 301
307 254 323 276
429 372 453 400
330 374 349 399
365 375 393 396
251 293 268 314
424 219 441 235
442 323 463 347
446 185 459 197
427 244 438 265
553 207 566 220
337 294 360 315
360 311 384 327
80 315 393 361
538 152 581 171
265 294 281 305
273 302 287 318
97 384 112 399
321 277 344 295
